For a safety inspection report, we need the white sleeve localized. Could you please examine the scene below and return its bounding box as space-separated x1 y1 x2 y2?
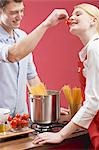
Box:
27 54 38 80
0 42 12 63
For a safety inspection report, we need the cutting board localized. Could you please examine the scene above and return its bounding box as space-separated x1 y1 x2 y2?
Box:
0 127 34 140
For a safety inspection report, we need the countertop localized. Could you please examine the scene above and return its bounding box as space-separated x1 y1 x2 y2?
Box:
0 115 91 150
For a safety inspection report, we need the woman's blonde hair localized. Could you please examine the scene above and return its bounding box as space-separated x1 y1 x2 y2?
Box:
75 3 99 33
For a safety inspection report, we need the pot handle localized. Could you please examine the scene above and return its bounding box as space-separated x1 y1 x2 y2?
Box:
59 88 63 95
30 96 45 102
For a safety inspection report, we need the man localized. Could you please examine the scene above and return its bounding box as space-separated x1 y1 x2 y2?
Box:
0 0 68 116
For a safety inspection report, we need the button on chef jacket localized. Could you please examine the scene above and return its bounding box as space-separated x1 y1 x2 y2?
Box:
71 34 99 129
0 26 37 116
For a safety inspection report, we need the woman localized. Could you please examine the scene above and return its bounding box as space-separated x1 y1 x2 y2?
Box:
33 3 99 149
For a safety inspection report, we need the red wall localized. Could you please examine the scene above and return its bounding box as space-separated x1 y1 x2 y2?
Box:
21 0 99 107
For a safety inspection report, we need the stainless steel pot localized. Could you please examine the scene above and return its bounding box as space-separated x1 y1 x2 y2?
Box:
29 90 60 124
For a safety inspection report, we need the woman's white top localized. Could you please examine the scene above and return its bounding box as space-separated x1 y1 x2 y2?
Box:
72 34 99 129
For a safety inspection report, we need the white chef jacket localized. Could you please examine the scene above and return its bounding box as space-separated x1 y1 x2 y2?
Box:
72 34 99 129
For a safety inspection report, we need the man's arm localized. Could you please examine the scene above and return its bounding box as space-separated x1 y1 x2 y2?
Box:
7 9 68 62
27 76 41 87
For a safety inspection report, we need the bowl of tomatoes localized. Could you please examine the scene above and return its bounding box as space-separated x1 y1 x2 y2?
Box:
7 113 30 132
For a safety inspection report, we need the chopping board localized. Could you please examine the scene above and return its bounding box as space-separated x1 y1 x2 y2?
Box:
0 127 34 140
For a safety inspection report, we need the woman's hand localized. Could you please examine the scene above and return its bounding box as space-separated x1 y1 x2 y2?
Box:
33 132 64 145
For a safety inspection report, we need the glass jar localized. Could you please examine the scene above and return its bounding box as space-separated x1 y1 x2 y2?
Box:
0 108 10 135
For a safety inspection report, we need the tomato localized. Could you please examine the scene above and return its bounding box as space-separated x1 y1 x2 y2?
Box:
8 115 13 122
17 118 22 126
10 119 17 128
21 114 29 120
12 117 22 126
9 113 29 130
15 113 21 118
13 117 18 121
21 119 28 127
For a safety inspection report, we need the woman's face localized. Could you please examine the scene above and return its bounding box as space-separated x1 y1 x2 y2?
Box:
69 7 94 36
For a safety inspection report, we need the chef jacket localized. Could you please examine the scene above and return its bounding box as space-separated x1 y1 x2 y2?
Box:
0 26 37 115
72 34 99 129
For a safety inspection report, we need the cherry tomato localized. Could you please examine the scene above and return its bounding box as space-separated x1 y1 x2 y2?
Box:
8 115 13 122
13 117 18 120
21 114 29 120
17 118 22 126
10 119 17 128
12 117 22 127
15 113 21 118
21 119 28 127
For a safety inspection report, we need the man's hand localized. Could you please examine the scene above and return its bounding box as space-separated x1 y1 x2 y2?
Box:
43 9 69 28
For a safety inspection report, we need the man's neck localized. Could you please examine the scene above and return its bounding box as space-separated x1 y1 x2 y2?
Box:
0 22 14 36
